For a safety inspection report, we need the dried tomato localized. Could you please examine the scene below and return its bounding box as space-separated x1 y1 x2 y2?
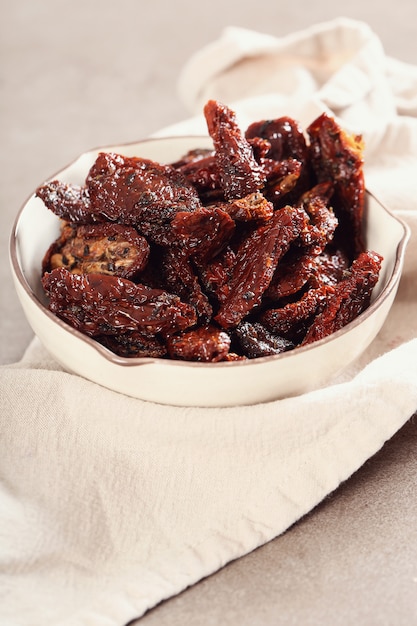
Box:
245 116 312 204
204 99 266 199
42 267 197 338
308 248 350 288
172 150 223 203
216 192 274 223
245 116 309 162
97 331 167 358
195 246 237 306
234 321 294 358
298 182 338 252
159 247 213 323
215 205 305 328
171 205 235 261
265 246 318 301
302 250 383 344
166 325 231 362
261 284 335 343
37 152 202 245
36 181 91 223
307 112 365 258
42 222 150 279
262 158 303 206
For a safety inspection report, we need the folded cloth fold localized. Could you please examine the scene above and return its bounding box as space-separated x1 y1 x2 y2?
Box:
1 17 417 626
177 17 395 128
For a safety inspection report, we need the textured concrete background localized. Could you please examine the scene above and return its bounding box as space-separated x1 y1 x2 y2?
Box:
1 1 417 624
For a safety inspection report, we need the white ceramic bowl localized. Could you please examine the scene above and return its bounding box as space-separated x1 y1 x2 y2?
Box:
10 136 410 407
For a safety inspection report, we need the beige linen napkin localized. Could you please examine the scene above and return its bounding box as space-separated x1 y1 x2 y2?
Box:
1 17 417 626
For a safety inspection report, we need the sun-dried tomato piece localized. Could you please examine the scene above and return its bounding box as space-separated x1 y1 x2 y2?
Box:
42 267 197 337
171 206 235 261
265 246 318 301
260 284 335 342
308 248 350 288
266 184 338 300
159 247 213 323
213 192 273 223
195 246 237 305
36 181 91 223
215 205 306 328
37 152 203 241
302 250 382 345
245 116 313 205
172 150 223 203
87 152 201 218
298 182 338 252
262 158 303 206
267 244 348 301
42 222 150 279
247 136 272 160
97 331 167 358
204 100 266 199
234 321 294 358
307 113 365 258
85 152 202 243
166 325 231 362
245 117 309 162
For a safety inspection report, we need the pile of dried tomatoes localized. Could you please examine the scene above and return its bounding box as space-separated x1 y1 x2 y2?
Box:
37 100 382 362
